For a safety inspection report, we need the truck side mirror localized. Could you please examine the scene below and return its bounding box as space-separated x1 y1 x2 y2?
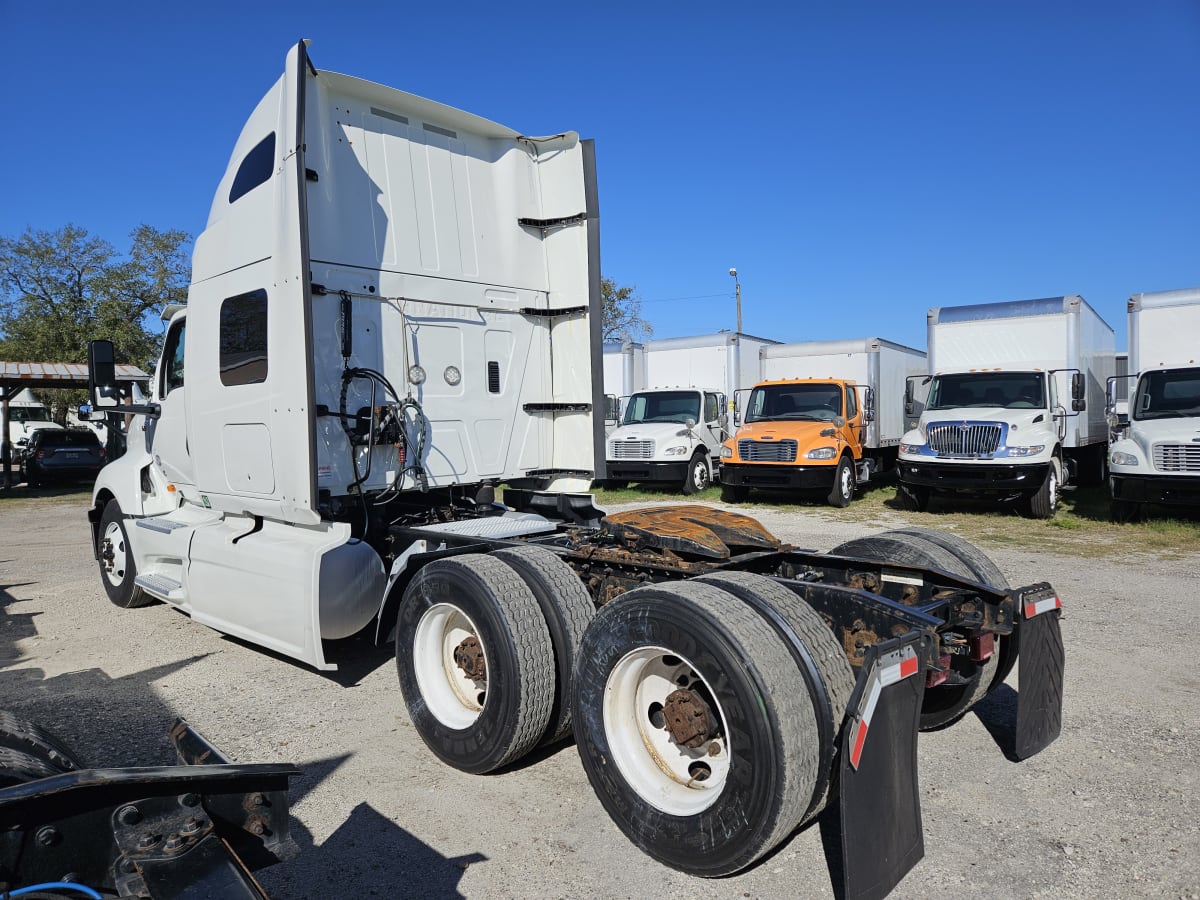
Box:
87 340 120 408
864 386 876 424
903 379 915 417
1071 371 1085 401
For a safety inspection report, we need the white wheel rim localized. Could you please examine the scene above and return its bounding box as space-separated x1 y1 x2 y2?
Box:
102 521 127 586
603 647 731 816
413 603 487 728
841 466 852 497
693 461 708 490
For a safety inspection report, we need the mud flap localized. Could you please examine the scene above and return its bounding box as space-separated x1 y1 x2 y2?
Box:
839 631 927 900
1014 584 1065 760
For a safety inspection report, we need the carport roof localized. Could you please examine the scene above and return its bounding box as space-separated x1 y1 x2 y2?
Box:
0 361 149 392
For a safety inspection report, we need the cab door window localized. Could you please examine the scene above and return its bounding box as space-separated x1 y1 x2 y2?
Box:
161 320 186 397
703 393 720 424
845 385 858 419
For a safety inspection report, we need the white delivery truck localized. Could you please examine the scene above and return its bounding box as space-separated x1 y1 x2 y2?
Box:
5 388 64 452
605 331 775 493
1107 287 1200 521
719 338 926 505
77 41 1066 896
600 340 644 431
898 295 1115 517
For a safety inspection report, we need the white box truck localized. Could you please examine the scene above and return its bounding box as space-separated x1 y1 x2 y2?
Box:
898 295 1115 517
75 41 1065 896
604 331 775 493
719 338 926 505
1108 287 1200 521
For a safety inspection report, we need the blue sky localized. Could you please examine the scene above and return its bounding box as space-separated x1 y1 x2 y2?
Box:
2 1 1197 351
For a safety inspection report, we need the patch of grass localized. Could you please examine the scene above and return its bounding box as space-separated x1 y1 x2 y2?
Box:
0 483 92 509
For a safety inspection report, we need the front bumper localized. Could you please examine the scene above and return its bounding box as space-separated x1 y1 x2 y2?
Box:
720 462 835 490
1110 473 1200 506
606 460 689 483
898 460 1048 493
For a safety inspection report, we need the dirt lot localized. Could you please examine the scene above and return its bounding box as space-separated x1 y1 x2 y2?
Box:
2 494 1198 899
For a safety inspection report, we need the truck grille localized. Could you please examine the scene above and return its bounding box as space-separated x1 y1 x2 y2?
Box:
738 439 798 462
1154 443 1200 473
927 422 1002 456
610 439 654 460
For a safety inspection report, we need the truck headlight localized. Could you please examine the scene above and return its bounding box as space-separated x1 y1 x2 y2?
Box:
899 442 923 455
663 445 688 456
1006 444 1045 457
806 446 837 460
721 445 733 459
1111 451 1139 466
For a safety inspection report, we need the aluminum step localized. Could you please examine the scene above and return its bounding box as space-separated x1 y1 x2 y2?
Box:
135 573 185 602
136 517 192 534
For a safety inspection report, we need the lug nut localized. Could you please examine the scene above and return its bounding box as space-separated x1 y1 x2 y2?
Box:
117 805 142 826
36 826 59 847
163 833 186 852
137 833 160 850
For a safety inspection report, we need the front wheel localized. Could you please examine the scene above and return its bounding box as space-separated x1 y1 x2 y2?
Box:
98 500 152 609
720 483 749 503
896 483 930 512
1111 498 1143 523
827 455 855 507
1025 461 1059 518
682 453 710 495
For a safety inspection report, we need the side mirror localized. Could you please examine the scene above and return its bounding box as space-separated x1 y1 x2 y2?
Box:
864 386 876 424
718 412 729 429
87 340 120 408
903 378 916 418
684 417 696 432
834 416 846 428
1072 398 1086 412
1072 371 1085 401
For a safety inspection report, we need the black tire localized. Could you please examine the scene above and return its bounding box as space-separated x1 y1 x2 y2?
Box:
604 479 628 490
1024 461 1059 519
0 710 85 774
720 483 750 503
0 746 60 788
491 546 596 745
395 554 554 773
98 499 152 609
829 531 1003 730
573 581 820 876
692 571 854 823
1111 498 1143 524
896 483 930 512
682 452 710 495
827 455 855 507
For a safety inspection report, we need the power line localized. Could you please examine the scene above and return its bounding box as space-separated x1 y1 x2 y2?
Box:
640 292 731 305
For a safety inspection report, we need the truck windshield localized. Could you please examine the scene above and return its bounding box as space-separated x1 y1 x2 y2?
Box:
11 408 51 423
926 372 1045 410
1132 369 1200 420
745 383 842 423
622 391 700 425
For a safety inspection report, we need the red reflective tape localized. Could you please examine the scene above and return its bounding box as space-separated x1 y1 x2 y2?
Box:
850 720 869 770
1024 595 1062 618
899 655 919 679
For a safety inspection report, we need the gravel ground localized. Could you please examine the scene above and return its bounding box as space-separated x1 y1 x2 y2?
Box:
2 497 1198 899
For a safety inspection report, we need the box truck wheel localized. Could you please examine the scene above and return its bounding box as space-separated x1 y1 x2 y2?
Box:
395 554 554 774
0 709 86 776
682 452 710 495
896 483 930 512
827 455 855 507
830 531 1003 729
98 500 152 609
573 581 820 876
693 570 855 822
1024 461 1059 519
1110 498 1143 524
491 546 596 745
721 483 750 503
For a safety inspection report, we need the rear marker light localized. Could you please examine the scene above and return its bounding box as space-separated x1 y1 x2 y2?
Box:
848 644 920 770
969 632 995 662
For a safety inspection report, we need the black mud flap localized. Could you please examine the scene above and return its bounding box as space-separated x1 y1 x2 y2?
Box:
839 631 927 900
1014 583 1065 760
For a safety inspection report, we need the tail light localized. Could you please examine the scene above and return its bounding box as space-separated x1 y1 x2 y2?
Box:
99 447 107 461
34 449 46 460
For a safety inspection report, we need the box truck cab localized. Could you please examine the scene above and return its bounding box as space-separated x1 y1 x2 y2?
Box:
606 387 725 492
898 296 1114 518
1108 288 1200 521
6 388 64 453
720 338 925 507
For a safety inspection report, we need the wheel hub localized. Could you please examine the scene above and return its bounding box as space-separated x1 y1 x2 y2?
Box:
662 688 714 749
453 636 487 682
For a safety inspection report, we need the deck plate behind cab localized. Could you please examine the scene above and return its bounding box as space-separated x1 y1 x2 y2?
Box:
602 505 782 559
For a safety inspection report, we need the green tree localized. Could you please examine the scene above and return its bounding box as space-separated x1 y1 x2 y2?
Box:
0 224 190 372
601 275 653 343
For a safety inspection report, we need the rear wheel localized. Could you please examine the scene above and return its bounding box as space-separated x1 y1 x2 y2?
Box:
99 500 152 609
0 710 85 774
491 546 595 745
574 582 819 876
395 554 554 773
827 455 855 507
829 530 1004 729
682 452 710 495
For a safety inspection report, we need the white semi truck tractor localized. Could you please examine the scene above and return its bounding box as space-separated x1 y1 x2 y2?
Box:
82 40 1065 896
1108 287 1200 521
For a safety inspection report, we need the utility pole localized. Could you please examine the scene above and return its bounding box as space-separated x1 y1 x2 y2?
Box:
729 268 742 334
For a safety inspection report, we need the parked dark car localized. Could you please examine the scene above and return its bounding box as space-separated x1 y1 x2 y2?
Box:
21 429 106 487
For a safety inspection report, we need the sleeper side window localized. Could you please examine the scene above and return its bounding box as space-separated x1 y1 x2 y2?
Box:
229 133 276 204
220 290 269 386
